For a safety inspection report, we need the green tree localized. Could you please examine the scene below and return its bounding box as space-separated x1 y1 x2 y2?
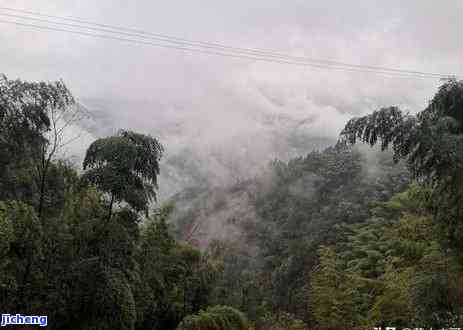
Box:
134 206 218 330
83 130 163 220
412 244 463 327
333 185 463 329
176 305 249 330
340 79 463 248
309 246 356 330
0 201 44 313
0 74 75 218
68 261 136 330
134 207 180 330
256 312 308 330
367 264 415 329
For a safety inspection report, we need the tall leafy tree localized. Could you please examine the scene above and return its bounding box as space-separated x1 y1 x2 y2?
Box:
0 74 75 217
341 79 463 183
83 130 164 220
340 79 463 248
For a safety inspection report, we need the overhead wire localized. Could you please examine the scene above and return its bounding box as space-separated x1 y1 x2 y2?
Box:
0 7 459 80
0 6 455 78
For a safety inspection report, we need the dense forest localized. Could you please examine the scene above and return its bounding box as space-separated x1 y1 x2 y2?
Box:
1 74 463 329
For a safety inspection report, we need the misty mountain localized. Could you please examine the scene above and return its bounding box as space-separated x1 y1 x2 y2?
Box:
168 144 410 249
74 97 336 200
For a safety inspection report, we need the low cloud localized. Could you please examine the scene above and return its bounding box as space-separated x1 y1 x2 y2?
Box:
1 0 461 197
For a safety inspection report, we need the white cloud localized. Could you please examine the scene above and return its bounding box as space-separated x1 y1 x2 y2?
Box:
1 0 461 196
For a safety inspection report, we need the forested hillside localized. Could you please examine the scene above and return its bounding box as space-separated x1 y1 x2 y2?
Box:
1 74 463 330
171 79 463 329
0 75 241 330
171 141 410 327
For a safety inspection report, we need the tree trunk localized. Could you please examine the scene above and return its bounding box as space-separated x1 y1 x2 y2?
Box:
107 193 114 222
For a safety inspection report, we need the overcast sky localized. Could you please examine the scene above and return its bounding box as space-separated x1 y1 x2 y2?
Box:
2 0 462 193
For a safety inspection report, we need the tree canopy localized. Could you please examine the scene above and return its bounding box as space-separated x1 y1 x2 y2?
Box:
341 79 463 249
3 75 463 330
83 130 164 216
341 79 463 186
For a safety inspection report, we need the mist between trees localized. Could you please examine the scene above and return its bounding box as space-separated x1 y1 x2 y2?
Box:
1 74 463 329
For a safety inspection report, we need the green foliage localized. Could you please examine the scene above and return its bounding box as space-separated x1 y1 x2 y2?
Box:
69 263 136 330
0 74 75 206
326 185 463 329
310 246 356 330
0 201 44 312
238 143 408 320
341 79 463 249
176 305 249 330
255 312 308 330
412 244 463 327
172 143 409 327
5 74 463 330
0 74 74 155
367 264 415 329
0 75 232 330
206 240 259 316
336 81 463 327
135 207 218 330
83 129 163 215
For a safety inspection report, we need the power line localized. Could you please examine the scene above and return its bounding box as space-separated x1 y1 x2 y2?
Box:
0 19 441 79
0 9 459 79
0 6 456 79
0 11 452 80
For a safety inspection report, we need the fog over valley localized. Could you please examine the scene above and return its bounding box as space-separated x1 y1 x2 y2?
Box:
3 0 462 200
2 2 463 329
